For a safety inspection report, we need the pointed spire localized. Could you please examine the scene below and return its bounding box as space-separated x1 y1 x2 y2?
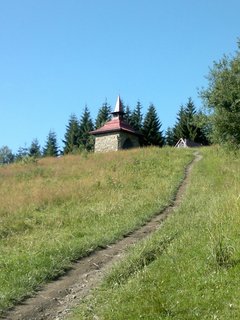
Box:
114 96 123 113
112 95 125 119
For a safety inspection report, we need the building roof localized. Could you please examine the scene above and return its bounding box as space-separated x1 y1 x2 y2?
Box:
175 138 201 148
90 96 142 136
90 117 141 135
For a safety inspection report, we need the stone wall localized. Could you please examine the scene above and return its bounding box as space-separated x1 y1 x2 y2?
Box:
119 132 140 149
94 133 120 152
94 132 140 152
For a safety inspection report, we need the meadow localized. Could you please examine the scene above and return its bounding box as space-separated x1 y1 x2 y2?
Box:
70 147 240 320
0 147 193 313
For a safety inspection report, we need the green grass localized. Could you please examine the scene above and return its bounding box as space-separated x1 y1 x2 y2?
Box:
0 147 193 313
70 146 240 320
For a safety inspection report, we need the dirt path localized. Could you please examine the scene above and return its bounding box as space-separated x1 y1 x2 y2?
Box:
4 152 202 320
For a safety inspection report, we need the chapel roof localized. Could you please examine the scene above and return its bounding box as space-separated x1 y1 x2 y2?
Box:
90 96 141 136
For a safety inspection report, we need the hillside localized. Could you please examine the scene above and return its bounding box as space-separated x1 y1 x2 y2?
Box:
70 147 240 320
0 147 193 314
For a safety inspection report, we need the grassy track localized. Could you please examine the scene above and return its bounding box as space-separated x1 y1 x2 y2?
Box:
0 147 193 313
70 147 240 320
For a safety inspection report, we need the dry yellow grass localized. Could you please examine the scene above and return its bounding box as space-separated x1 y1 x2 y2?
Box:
0 147 193 312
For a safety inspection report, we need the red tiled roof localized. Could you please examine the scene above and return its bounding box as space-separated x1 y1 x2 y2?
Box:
90 117 141 136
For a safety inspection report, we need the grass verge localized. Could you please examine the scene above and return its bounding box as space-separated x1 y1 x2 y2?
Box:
70 146 240 320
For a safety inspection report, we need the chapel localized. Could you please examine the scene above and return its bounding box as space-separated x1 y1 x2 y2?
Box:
90 96 141 152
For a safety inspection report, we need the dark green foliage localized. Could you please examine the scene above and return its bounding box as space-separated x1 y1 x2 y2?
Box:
130 100 143 131
43 130 59 157
124 105 132 123
173 98 210 145
95 100 111 129
79 106 94 151
0 146 14 165
173 105 188 142
165 127 175 146
174 99 198 141
62 114 80 154
119 99 130 122
200 41 240 148
142 104 164 146
29 139 41 158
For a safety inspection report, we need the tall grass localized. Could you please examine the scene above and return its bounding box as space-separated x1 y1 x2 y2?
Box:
70 147 240 320
0 147 193 312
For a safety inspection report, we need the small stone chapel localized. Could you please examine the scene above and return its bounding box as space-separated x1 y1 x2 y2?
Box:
90 96 141 152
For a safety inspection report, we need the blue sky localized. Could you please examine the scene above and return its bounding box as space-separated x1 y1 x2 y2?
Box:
0 0 239 153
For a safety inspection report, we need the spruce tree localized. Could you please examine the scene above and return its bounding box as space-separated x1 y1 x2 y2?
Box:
63 114 80 154
43 130 59 157
130 100 143 131
185 97 198 141
79 106 94 151
15 144 29 161
173 105 188 143
95 100 111 129
173 98 209 144
142 104 164 146
124 105 132 123
165 127 175 146
29 139 41 158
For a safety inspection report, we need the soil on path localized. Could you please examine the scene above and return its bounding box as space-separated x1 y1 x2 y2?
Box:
4 152 202 320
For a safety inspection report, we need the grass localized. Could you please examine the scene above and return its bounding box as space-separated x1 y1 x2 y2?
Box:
70 146 240 320
0 147 193 313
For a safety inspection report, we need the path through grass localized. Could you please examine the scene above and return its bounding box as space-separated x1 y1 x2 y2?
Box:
0 147 193 313
70 147 240 320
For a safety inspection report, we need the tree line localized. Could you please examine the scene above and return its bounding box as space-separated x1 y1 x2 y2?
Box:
1 39 239 164
0 98 209 164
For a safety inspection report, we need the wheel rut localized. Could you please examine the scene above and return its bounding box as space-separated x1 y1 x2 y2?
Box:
4 152 202 320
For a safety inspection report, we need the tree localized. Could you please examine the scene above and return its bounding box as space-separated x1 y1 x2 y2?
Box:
43 130 59 157
62 114 80 154
200 41 240 148
79 106 94 151
142 104 164 146
95 100 111 129
29 139 41 158
130 100 143 131
165 127 175 146
15 144 29 161
173 98 210 145
124 105 132 123
0 146 14 165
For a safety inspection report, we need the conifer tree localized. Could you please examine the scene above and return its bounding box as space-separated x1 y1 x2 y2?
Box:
165 127 175 146
29 139 41 158
95 100 111 129
79 106 94 151
173 98 209 144
130 100 143 131
173 105 188 143
142 104 164 146
124 105 132 123
43 130 59 157
15 144 29 161
63 114 80 154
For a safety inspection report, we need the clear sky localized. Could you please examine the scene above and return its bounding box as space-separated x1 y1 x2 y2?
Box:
0 0 239 153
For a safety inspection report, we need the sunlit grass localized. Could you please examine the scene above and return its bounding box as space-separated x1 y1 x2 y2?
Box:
0 147 193 312
70 147 240 320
